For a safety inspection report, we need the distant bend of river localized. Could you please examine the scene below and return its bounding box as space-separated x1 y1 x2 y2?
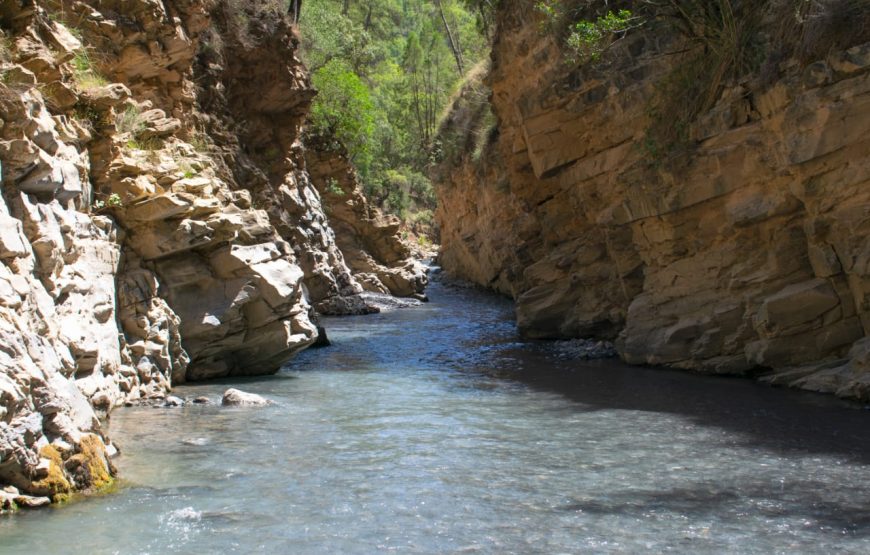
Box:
2 274 870 553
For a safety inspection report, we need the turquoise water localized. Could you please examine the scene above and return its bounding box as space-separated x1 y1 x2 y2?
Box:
2 277 870 553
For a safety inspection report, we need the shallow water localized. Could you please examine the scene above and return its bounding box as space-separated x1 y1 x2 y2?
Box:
2 277 870 553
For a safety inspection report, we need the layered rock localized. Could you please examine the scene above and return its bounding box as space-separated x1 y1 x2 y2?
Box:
435 1 870 399
306 138 428 303
0 0 425 501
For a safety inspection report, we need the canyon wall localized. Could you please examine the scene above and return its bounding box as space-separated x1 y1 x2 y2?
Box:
435 1 870 400
0 0 424 503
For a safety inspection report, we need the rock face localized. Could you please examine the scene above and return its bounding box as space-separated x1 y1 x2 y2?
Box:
306 138 428 305
435 1 870 400
0 0 424 500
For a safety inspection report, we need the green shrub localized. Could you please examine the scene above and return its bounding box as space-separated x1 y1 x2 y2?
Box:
565 9 635 63
93 193 122 211
534 1 639 65
325 177 345 195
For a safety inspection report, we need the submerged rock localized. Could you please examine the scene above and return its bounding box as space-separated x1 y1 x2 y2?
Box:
551 339 618 361
221 389 271 407
162 396 185 407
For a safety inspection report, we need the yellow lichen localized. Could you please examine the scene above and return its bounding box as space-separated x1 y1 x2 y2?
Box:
31 444 72 501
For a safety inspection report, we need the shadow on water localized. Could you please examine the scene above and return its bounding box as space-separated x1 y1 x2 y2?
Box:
479 350 870 465
554 481 870 537
322 274 870 466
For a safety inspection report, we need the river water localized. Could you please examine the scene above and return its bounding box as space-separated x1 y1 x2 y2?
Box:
2 275 870 553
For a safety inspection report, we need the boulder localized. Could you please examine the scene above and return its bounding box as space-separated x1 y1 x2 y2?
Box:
221 388 270 407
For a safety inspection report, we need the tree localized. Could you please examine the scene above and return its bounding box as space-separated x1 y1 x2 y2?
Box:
434 0 464 74
310 59 375 171
299 0 490 220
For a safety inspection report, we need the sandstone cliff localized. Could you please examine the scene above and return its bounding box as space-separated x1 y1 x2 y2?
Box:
435 0 870 400
0 0 424 504
306 136 428 302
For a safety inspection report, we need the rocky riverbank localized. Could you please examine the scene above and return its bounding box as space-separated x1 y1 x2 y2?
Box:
0 0 425 505
434 0 870 400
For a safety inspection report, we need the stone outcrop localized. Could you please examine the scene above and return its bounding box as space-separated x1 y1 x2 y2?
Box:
434 0 870 400
0 0 425 502
306 138 428 304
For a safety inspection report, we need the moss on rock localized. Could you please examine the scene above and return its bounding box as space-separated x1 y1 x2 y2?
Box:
66 434 114 492
30 445 72 501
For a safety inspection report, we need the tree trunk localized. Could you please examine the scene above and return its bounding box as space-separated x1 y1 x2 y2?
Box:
434 0 464 75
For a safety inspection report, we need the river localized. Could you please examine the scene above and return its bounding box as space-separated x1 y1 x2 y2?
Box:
2 274 870 553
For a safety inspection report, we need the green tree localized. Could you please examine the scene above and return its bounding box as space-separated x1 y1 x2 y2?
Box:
310 59 375 170
299 0 489 223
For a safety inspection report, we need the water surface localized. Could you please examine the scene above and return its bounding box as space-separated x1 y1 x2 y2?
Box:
2 277 870 553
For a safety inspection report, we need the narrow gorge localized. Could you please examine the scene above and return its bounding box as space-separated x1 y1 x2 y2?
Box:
2 0 870 550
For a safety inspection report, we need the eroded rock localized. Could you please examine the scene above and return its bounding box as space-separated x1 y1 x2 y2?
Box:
434 5 870 399
0 0 427 502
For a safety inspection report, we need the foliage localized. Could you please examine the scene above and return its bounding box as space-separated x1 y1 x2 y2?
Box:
93 193 122 210
459 0 498 40
310 59 375 169
534 1 640 64
565 9 635 63
325 177 345 195
300 0 489 226
179 161 199 179
417 232 433 247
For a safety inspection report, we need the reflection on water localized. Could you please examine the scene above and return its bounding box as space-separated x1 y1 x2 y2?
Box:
1 277 870 553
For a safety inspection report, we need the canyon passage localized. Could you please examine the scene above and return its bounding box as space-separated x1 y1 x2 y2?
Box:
2 276 870 553
2 0 870 551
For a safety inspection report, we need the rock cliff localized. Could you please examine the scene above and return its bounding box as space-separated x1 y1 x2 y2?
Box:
306 136 428 302
435 0 870 400
0 0 424 503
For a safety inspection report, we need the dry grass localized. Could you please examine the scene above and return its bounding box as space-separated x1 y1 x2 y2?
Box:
642 0 870 164
430 59 494 178
780 0 870 62
0 31 11 64
71 49 108 90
